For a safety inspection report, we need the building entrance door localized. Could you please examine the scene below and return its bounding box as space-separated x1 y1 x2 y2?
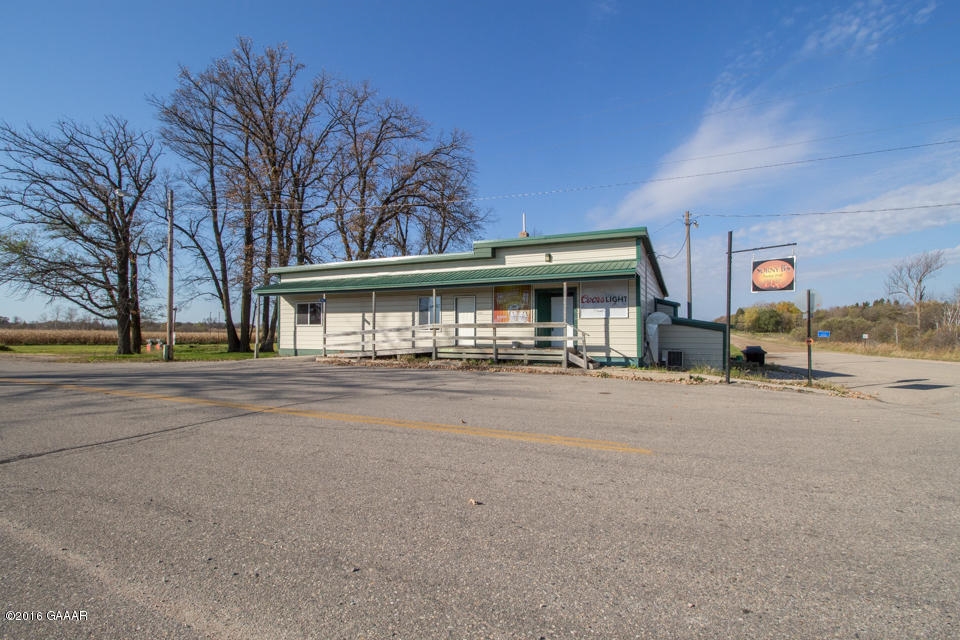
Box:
535 289 575 347
455 296 476 346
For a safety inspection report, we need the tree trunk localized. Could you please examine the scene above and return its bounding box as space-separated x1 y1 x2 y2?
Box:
115 245 133 355
239 203 255 352
130 249 142 353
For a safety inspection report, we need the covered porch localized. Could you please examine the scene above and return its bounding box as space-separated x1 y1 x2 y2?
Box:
255 259 643 369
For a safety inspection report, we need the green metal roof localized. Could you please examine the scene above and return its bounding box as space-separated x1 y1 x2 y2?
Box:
268 226 652 275
255 259 638 296
472 226 649 250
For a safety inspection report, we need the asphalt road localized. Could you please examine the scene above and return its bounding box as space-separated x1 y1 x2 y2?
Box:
741 339 960 412
0 354 958 639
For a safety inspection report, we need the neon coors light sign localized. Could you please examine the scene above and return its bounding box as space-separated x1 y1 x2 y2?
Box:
580 282 629 318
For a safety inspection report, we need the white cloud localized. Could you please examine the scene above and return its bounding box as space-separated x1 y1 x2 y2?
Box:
591 0 619 18
609 99 818 225
943 242 960 265
801 0 939 57
748 172 960 256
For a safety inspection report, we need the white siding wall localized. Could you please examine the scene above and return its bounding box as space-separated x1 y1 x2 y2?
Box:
572 279 637 362
658 325 724 369
279 288 548 353
274 236 664 362
636 245 667 365
498 238 636 265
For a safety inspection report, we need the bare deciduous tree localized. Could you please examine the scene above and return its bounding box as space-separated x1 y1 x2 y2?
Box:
155 39 487 353
155 38 334 352
0 117 159 354
325 82 483 261
885 250 946 330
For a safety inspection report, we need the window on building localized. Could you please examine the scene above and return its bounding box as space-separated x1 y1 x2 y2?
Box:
296 301 324 325
418 296 441 325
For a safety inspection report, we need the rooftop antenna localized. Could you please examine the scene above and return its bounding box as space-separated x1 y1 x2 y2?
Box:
519 213 529 238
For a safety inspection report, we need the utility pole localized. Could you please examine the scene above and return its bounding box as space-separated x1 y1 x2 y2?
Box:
684 211 695 319
164 188 175 362
725 231 733 383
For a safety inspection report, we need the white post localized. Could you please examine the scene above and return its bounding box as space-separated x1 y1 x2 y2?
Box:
254 295 261 359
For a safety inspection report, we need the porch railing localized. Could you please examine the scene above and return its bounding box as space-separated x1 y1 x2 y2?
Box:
309 322 591 369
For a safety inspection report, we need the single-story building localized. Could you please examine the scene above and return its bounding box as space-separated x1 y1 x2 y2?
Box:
255 227 726 369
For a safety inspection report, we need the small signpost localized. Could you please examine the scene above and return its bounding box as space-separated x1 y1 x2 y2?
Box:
804 289 817 386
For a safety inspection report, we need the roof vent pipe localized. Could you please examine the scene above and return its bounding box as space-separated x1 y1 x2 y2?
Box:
519 213 529 238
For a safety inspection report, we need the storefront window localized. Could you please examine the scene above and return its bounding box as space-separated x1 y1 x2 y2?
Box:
418 296 441 324
296 302 324 325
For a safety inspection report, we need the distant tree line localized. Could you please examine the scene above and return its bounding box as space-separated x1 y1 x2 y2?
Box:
0 314 232 335
0 37 488 354
726 251 958 351
729 294 960 350
730 301 803 334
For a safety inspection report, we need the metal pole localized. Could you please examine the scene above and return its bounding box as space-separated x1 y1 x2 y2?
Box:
724 237 797 385
725 230 733 384
685 210 693 319
165 188 174 361
807 288 813 386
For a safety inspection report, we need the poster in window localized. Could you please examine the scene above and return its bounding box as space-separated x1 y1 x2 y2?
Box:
493 285 531 323
580 281 629 318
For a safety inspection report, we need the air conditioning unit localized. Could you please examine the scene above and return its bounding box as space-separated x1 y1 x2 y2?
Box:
665 350 683 369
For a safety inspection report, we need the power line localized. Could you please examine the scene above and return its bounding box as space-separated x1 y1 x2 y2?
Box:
650 115 960 169
652 202 960 261
470 138 960 204
143 137 960 216
656 234 688 261
701 201 960 219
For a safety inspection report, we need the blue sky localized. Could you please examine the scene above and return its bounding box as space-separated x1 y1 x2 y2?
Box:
2 0 958 322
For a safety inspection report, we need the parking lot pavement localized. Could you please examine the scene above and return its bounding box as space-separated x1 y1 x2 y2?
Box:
754 344 960 412
1 355 958 639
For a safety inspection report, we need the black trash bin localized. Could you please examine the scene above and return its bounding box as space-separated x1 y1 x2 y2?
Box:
741 345 766 366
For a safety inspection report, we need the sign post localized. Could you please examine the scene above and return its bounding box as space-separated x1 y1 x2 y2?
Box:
724 234 798 384
806 289 813 386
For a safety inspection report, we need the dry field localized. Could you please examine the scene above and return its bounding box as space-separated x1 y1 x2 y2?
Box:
0 329 225 346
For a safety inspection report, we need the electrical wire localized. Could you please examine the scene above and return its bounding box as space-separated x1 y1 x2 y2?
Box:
650 116 960 169
656 234 688 261
145 134 960 219
700 201 960 219
469 138 960 204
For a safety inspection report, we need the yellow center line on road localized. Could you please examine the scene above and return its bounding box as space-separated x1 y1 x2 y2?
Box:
0 378 652 455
